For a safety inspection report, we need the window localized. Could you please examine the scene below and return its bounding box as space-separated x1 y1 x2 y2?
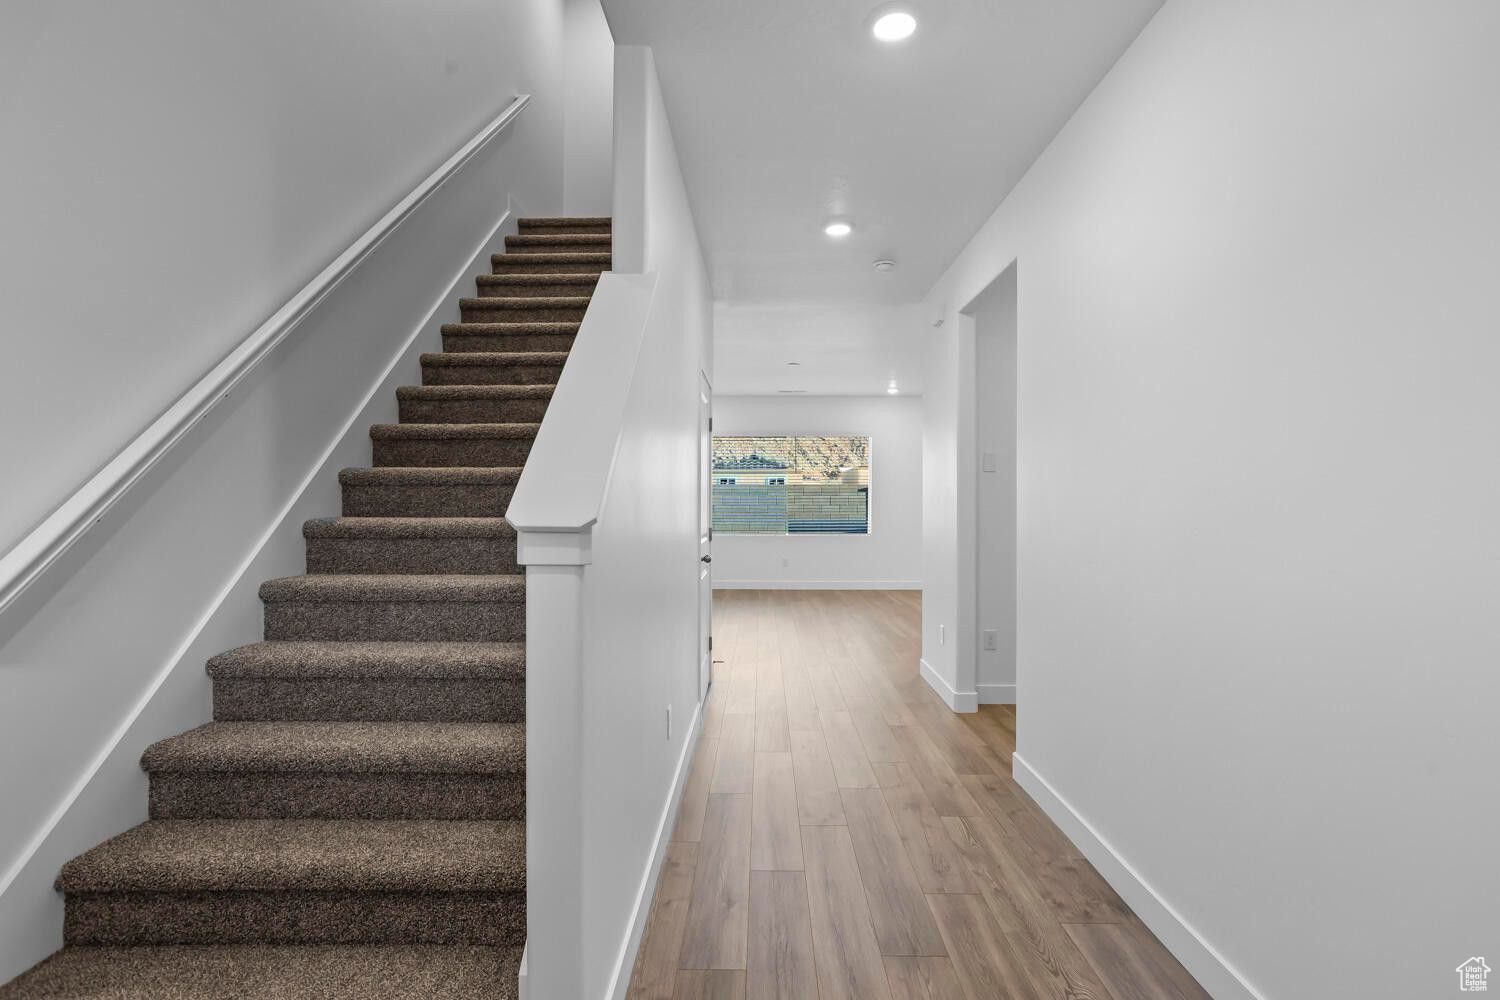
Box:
711 436 870 535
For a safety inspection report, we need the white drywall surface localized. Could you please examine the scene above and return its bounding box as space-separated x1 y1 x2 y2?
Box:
921 2 1500 997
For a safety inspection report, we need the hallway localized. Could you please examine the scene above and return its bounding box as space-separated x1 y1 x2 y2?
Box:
628 590 1210 1000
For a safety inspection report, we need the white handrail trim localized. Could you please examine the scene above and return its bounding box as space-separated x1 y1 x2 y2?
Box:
0 94 532 619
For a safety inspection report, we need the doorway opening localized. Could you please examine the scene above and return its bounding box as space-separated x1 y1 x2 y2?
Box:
960 262 1018 709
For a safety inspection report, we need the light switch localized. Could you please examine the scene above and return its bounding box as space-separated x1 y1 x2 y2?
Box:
982 452 998 473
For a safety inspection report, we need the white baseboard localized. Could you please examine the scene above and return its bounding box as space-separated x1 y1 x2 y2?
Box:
919 658 978 713
1011 754 1264 1000
977 682 1016 705
712 579 921 591
604 700 703 1000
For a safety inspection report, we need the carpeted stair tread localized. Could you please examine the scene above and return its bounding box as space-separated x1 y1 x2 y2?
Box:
57 820 524 893
504 233 611 248
458 296 592 310
0 944 521 999
397 384 554 401
339 467 522 487
304 517 515 540
370 422 540 440
420 351 569 368
491 250 611 268
519 215 611 229
207 641 526 680
259 574 525 604
476 273 600 290
142 722 524 774
438 321 580 336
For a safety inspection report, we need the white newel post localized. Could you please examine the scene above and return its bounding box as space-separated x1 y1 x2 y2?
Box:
516 527 592 1000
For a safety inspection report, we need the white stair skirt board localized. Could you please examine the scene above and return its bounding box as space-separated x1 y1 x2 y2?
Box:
605 701 703 1000
711 579 922 590
977 682 1016 705
919 658 978 713
1011 754 1265 1000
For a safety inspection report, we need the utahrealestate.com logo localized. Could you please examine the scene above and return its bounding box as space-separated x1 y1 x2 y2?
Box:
1457 957 1491 992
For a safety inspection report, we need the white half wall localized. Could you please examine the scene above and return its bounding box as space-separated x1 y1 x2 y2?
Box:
711 395 922 590
0 0 566 559
922 2 1500 998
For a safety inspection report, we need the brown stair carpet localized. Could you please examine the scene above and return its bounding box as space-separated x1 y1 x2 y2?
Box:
0 216 610 999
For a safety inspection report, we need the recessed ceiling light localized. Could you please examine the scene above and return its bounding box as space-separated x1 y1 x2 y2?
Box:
787 361 801 366
824 221 853 238
873 259 896 272
872 10 917 42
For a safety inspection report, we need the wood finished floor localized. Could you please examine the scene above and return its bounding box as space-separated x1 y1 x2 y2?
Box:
628 589 1211 1000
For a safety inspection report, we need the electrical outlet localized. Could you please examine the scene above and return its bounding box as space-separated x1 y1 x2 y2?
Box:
939 624 946 645
666 705 672 741
983 629 998 650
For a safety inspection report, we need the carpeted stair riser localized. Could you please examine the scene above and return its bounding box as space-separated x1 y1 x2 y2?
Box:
214 676 523 723
149 774 523 821
440 324 578 354
306 536 517 575
422 353 567 386
0 945 523 1000
372 436 534 469
338 468 519 518
304 518 519 575
459 297 588 323
398 386 553 424
517 216 611 235
263 600 522 642
56 819 525 947
208 641 525 722
260 575 526 642
491 251 612 274
503 233 611 255
475 274 600 297
64 891 523 947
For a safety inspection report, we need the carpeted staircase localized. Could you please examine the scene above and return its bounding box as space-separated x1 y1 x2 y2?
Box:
0 217 611 998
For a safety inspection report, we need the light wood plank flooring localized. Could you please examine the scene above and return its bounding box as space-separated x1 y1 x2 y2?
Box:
628 589 1210 1000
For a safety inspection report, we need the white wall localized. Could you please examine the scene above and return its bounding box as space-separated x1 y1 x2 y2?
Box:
973 269 1017 703
0 0 566 560
579 46 713 1000
564 0 615 215
711 395 922 590
922 2 1500 998
714 302 925 396
0 1 568 983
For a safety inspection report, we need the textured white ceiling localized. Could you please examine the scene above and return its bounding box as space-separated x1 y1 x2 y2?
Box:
603 0 1165 303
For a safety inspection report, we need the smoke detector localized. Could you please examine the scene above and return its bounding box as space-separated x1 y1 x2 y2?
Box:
873 259 897 272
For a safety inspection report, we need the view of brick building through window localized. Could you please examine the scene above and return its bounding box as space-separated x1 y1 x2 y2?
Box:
710 435 870 534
